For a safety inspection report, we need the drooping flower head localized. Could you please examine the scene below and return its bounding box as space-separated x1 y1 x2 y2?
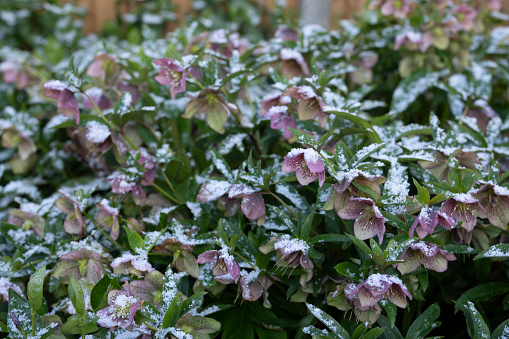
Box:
451 5 477 31
279 48 310 78
43 80 80 124
0 60 29 89
97 282 140 331
129 270 165 307
111 174 146 206
260 90 291 116
394 31 430 52
153 58 187 100
196 244 241 283
409 206 455 239
282 148 325 187
82 87 112 110
380 0 412 19
1 126 37 161
228 184 266 225
440 193 487 232
337 197 386 244
153 238 199 278
7 208 45 238
346 273 412 309
471 183 509 230
53 248 106 284
283 86 328 127
55 191 86 235
266 106 297 140
96 199 120 241
328 282 382 325
111 253 154 277
396 241 456 274
86 53 124 86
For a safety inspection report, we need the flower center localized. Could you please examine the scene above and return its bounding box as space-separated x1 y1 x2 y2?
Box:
169 70 182 87
393 0 402 9
112 295 137 319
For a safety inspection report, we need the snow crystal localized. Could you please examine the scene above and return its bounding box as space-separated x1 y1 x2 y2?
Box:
453 193 478 204
85 121 110 143
364 273 408 292
200 180 231 201
228 185 256 198
100 198 119 215
494 185 509 196
286 148 321 164
44 80 66 91
274 234 309 255
186 201 203 218
382 159 409 214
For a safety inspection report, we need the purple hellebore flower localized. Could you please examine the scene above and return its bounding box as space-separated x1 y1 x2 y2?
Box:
452 5 477 31
346 273 413 309
117 82 141 105
55 191 86 235
396 241 456 274
239 271 272 302
43 80 80 124
440 193 487 232
488 0 502 11
175 313 222 338
338 197 386 244
153 238 199 278
111 175 147 206
260 90 291 116
380 0 411 19
153 58 187 100
466 100 500 133
274 25 300 42
409 206 455 239
325 170 386 214
394 31 430 52
137 149 157 186
228 184 266 223
111 253 154 277
0 60 29 89
282 148 326 187
472 183 509 231
7 208 45 238
129 270 164 307
266 106 297 140
53 248 106 284
328 282 382 324
0 278 23 301
280 48 310 78
96 199 120 241
87 53 124 86
196 248 240 283
418 150 481 183
82 87 111 110
97 282 140 331
283 85 328 127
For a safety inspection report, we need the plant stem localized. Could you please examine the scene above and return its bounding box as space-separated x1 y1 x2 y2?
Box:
266 192 298 219
32 313 36 336
233 252 257 270
186 72 204 89
143 177 184 205
161 168 178 195
81 91 115 130
8 259 47 279
143 321 159 332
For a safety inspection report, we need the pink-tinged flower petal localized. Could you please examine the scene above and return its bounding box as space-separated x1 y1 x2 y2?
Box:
303 151 325 173
226 259 241 280
83 87 111 110
107 289 125 305
396 249 420 274
300 254 314 270
441 197 485 232
354 210 385 243
64 213 85 235
197 251 218 264
387 286 410 309
295 165 319 186
337 197 371 219
132 184 146 206
57 89 80 124
241 279 264 302
43 80 66 99
241 193 266 220
282 152 303 173
420 253 448 272
228 184 257 199
357 286 381 307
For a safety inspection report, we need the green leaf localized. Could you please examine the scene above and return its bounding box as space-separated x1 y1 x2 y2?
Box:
210 149 234 181
68 275 85 315
114 92 132 116
458 301 490 339
351 143 385 167
416 271 429 292
364 328 386 339
346 234 372 255
28 265 46 315
381 211 410 232
474 244 509 260
219 304 254 339
455 282 509 313
335 262 363 282
309 234 350 244
288 128 318 147
352 322 369 339
407 303 441 337
124 225 144 251
179 292 207 318
300 208 315 239
306 303 350 339
413 179 430 204
492 319 509 339
90 274 111 311
162 292 183 328
380 300 397 328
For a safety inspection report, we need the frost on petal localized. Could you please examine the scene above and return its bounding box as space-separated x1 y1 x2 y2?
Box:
57 89 80 124
240 193 266 220
282 152 303 173
396 250 420 274
356 286 381 307
337 198 371 219
197 251 218 264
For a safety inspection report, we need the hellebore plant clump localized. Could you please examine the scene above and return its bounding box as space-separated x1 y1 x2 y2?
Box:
1 0 509 338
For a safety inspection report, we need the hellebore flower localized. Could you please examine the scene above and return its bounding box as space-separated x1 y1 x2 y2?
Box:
137 149 157 186
183 88 236 134
0 60 29 89
239 272 272 302
325 170 386 214
196 247 240 283
111 174 146 206
328 282 382 325
394 31 430 52
86 53 124 86
280 48 310 78
7 208 45 238
129 270 164 307
43 80 80 124
440 194 487 232
380 0 411 19
228 184 266 224
265 106 297 140
153 238 200 278
97 282 139 331
283 86 328 127
176 313 221 338
346 273 413 309
451 5 477 31
55 191 86 235
409 206 455 239
96 199 120 240
274 25 299 42
466 100 500 133
82 87 111 110
282 148 325 187
85 121 111 145
0 278 23 301
396 241 456 274
153 58 186 99
1 127 37 161
260 90 291 116
488 0 502 11
111 253 154 277
472 183 509 231
338 197 386 244
53 248 106 284
349 51 379 85
418 150 481 182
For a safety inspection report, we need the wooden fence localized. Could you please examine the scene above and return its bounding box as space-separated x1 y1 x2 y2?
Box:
77 0 509 34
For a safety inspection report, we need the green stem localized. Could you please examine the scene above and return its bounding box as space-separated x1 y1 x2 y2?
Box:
233 252 257 270
8 259 46 279
32 313 36 336
186 72 204 89
143 177 184 205
82 211 125 251
143 321 159 332
81 91 115 130
266 192 298 219
161 168 178 195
